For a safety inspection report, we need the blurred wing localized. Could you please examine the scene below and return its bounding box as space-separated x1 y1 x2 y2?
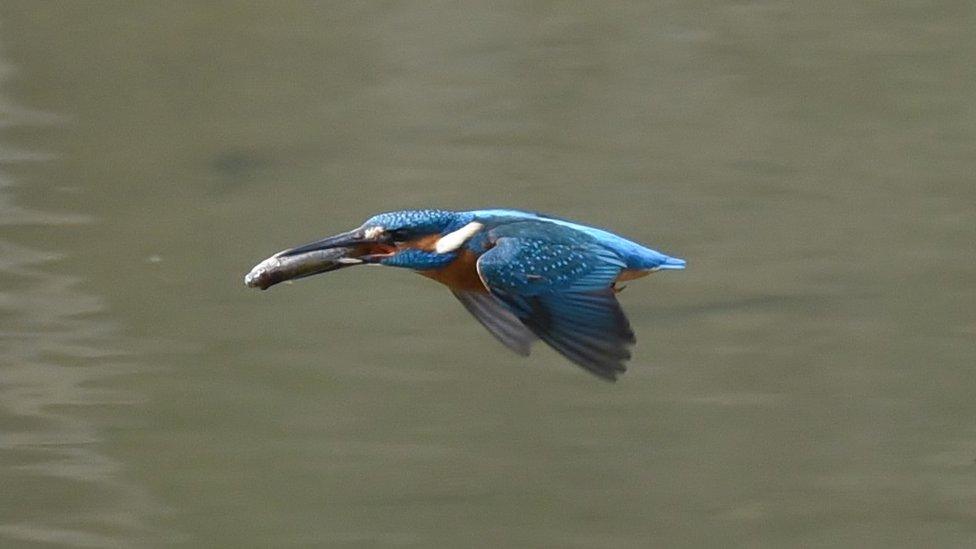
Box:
476 237 635 380
452 290 536 356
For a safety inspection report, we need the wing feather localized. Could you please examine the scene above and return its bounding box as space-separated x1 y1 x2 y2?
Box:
451 290 536 356
476 237 635 380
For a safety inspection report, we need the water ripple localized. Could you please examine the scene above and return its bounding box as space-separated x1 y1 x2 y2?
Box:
0 58 162 548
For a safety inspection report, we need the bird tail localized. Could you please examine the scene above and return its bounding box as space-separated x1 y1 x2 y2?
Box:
657 256 686 270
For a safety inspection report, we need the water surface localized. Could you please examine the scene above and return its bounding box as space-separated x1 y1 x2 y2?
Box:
0 2 973 547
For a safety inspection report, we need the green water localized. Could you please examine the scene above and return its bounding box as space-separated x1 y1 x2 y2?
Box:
1 2 974 547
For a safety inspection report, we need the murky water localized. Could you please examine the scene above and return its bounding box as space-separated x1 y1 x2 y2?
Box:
0 2 973 547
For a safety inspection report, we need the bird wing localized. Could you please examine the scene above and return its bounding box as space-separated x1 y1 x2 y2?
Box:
451 290 537 356
475 236 635 381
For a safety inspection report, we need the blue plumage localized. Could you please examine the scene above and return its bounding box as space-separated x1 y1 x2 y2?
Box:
477 236 625 294
380 248 456 270
476 233 636 379
365 209 474 241
268 208 685 380
469 209 685 272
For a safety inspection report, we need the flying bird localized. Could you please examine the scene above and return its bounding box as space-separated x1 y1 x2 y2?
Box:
245 209 685 380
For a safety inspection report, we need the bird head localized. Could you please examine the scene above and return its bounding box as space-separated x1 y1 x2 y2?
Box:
245 209 479 289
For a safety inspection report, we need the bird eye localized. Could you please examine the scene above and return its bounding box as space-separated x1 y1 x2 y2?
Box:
388 229 411 242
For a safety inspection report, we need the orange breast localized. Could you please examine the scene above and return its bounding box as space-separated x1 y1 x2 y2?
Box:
418 249 487 292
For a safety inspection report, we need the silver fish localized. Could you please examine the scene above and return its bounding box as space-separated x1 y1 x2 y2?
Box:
244 247 361 290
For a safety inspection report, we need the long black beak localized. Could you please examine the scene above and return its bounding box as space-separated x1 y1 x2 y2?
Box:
244 228 385 290
277 228 376 257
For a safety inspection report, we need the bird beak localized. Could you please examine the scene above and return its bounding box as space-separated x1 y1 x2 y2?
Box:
275 228 380 257
244 228 393 290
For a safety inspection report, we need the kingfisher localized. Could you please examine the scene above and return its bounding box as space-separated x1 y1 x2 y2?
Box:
245 209 685 381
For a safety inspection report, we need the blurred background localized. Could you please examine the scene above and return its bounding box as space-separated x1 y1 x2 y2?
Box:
0 2 973 547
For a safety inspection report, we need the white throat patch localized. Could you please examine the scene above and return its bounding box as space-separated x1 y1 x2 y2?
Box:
363 226 385 240
435 221 484 254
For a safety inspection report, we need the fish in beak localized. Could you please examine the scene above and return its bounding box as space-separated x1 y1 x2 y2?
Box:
243 228 394 290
